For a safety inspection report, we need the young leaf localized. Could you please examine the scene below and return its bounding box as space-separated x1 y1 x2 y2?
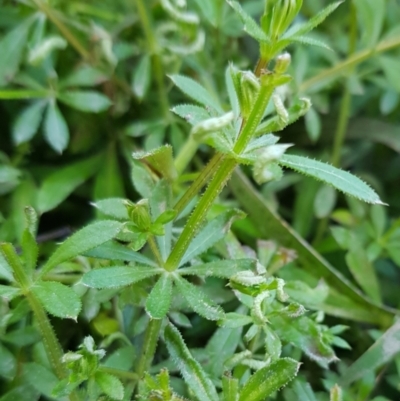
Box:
41 220 124 275
173 275 224 321
133 145 178 182
43 100 69 153
279 154 386 205
172 103 211 126
180 209 245 266
145 273 173 319
132 55 151 100
0 18 33 87
0 250 14 282
95 371 124 401
21 229 38 273
91 198 129 220
37 154 102 213
32 281 81 320
164 323 219 401
284 1 343 38
0 343 17 380
227 1 269 42
238 358 300 401
169 74 222 113
12 101 47 145
179 259 255 279
222 374 239 401
84 240 156 266
58 90 112 113
82 265 161 289
21 362 59 399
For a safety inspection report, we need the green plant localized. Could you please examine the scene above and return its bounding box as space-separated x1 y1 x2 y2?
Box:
1 0 400 400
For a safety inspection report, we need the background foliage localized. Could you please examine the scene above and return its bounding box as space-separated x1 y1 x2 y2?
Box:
0 0 400 400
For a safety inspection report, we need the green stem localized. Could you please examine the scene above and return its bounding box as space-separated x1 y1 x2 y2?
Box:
174 136 199 175
166 81 275 271
174 154 224 217
99 366 139 382
31 0 90 61
136 318 163 379
0 90 49 99
0 244 79 401
135 0 170 120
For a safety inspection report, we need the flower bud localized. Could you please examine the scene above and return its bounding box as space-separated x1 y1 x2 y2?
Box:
191 111 234 140
272 94 289 125
253 162 283 185
125 199 152 231
274 52 291 75
241 71 261 117
269 0 303 39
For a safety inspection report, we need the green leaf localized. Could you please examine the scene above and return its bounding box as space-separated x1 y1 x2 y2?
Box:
22 362 59 398
32 281 81 319
179 259 255 278
150 179 173 260
219 312 253 328
314 185 337 219
0 343 17 380
0 285 20 301
279 154 386 205
41 220 123 275
0 18 33 87
21 229 38 273
340 320 400 385
192 0 220 26
132 55 151 100
353 0 384 47
95 371 124 401
58 90 112 113
84 240 156 266
82 265 161 289
222 375 239 401
145 273 173 319
172 103 211 126
43 100 69 153
180 209 245 266
131 161 155 198
304 107 321 143
239 358 300 401
173 275 224 321
37 154 102 213
92 198 129 220
12 101 47 145
164 323 219 401
345 240 381 303
169 74 222 112
379 55 400 92
227 1 269 42
285 1 343 38
60 65 108 88
133 145 178 182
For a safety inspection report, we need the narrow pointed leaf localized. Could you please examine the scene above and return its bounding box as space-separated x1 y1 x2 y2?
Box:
41 220 124 275
279 154 385 205
340 320 400 385
164 323 219 401
43 100 69 153
290 36 332 51
145 274 173 319
60 65 108 88
180 209 245 266
174 275 224 321
91 198 129 220
37 154 102 213
12 101 46 144
227 1 269 42
0 285 21 301
58 90 112 113
239 358 300 401
32 281 81 320
84 240 156 266
21 229 38 273
132 55 151 100
284 2 343 38
169 74 222 112
82 265 161 288
179 259 255 278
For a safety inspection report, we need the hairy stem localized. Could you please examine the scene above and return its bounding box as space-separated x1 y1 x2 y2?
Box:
148 235 164 266
136 318 163 379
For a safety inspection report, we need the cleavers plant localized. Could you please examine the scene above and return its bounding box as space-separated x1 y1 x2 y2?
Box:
0 1 395 401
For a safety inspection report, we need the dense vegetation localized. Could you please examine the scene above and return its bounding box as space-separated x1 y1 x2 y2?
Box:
0 0 400 400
